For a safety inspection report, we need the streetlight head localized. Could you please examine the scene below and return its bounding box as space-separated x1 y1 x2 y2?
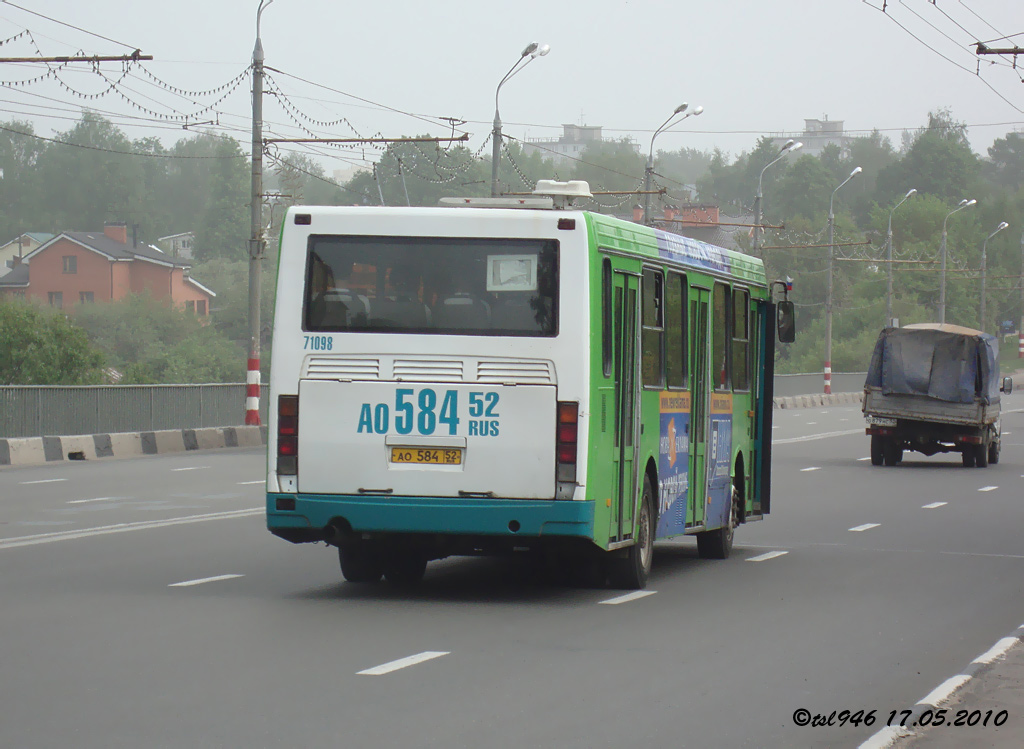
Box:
674 103 688 114
521 42 539 57
966 199 977 207
850 166 863 177
998 221 1009 231
692 105 704 116
533 43 550 58
782 139 795 151
790 141 803 153
905 188 917 198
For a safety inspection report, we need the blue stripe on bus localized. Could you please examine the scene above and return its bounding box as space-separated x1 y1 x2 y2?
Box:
267 494 595 538
655 231 733 274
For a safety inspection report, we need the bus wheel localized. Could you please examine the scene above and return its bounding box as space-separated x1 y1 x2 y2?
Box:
697 486 738 560
338 541 383 583
607 476 654 590
383 552 428 586
870 435 885 466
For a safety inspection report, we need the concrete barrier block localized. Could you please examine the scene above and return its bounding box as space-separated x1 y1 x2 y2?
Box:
152 429 187 454
234 426 264 447
4 437 47 466
42 436 63 462
61 434 98 461
192 428 226 451
109 432 144 458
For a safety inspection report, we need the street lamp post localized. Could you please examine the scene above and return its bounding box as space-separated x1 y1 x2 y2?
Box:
753 139 802 254
491 42 549 197
245 0 274 427
885 188 916 325
825 166 862 395
980 221 1009 334
938 198 977 325
642 104 703 224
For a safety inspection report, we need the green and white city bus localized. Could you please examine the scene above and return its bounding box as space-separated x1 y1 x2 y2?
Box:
266 181 793 589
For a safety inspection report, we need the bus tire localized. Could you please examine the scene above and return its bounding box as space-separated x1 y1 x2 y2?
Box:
870 436 884 466
697 485 738 560
383 552 428 585
338 542 383 583
607 475 654 590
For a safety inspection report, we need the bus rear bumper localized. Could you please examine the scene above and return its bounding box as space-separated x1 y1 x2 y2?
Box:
266 493 595 543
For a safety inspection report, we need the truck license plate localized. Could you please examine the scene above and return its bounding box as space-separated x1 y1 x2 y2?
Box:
868 417 897 427
390 447 463 465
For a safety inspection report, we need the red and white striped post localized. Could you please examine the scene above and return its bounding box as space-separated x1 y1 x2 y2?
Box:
824 361 832 395
245 358 261 425
1019 331 1024 359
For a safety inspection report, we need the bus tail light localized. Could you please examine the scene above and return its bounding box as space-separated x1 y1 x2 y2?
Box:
278 394 298 475
556 401 578 485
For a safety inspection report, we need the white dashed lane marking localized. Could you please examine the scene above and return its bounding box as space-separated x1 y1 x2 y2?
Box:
171 466 209 472
357 651 449 675
746 551 788 562
20 479 67 485
978 486 998 492
237 480 264 485
849 523 880 532
800 467 821 472
857 457 871 461
169 574 244 587
922 502 947 509
599 591 658 605
67 497 126 505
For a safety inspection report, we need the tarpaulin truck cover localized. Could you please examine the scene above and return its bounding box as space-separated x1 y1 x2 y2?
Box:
864 323 1001 405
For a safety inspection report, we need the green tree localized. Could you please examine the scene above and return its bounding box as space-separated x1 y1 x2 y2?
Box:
0 299 104 384
986 132 1024 192
0 120 45 240
194 137 248 261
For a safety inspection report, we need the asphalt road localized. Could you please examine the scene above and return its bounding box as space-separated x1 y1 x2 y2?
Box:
2 395 1023 748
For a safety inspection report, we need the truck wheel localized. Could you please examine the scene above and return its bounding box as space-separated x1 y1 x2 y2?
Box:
975 442 989 468
870 436 885 466
338 542 383 583
607 475 655 589
383 552 428 586
883 440 901 467
988 440 1000 465
961 450 976 468
696 485 739 561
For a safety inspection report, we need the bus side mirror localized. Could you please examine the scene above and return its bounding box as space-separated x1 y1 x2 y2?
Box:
777 301 795 343
1001 376 1012 394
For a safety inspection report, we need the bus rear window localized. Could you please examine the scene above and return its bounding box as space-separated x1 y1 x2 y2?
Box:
304 236 558 336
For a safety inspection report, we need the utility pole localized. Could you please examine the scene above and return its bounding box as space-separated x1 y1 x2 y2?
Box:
1020 231 1024 358
246 0 273 427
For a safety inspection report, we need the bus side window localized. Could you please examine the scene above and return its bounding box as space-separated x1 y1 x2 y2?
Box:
641 268 664 388
602 258 612 377
712 282 730 390
666 272 687 389
732 288 750 391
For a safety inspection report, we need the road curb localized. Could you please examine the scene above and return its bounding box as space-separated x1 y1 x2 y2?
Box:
0 426 268 468
860 623 1024 748
774 392 863 409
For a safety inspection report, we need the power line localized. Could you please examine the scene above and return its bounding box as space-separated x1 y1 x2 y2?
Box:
0 122 247 158
0 1 138 50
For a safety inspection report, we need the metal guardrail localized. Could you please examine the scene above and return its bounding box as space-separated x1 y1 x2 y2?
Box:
0 377 862 439
0 384 270 439
774 372 866 398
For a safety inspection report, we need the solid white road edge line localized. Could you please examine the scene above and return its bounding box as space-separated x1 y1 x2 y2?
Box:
0 508 262 550
849 523 880 532
774 428 863 444
20 478 68 485
357 651 449 675
921 502 947 509
599 590 658 605
918 674 972 708
746 551 788 562
169 574 244 587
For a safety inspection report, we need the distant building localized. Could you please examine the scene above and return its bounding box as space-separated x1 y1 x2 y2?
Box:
0 233 54 276
156 231 195 260
522 124 640 165
0 222 215 315
770 117 853 158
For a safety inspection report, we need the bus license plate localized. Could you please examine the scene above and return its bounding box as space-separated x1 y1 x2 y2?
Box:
390 447 463 465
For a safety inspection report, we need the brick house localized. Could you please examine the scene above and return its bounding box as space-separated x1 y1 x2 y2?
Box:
0 223 215 314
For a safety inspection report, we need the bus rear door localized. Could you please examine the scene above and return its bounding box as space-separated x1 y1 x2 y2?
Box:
609 268 640 544
688 287 710 528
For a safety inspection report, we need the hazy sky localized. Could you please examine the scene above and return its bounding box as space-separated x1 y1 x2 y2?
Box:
2 0 1021 177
